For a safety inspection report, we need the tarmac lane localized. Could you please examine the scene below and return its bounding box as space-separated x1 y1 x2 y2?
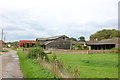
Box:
0 49 23 79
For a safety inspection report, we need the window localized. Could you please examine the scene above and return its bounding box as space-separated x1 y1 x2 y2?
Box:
63 37 65 39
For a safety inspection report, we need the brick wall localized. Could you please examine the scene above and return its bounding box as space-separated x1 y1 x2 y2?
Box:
44 49 118 54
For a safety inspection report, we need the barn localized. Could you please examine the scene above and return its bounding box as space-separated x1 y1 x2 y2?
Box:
0 40 5 46
19 40 36 48
86 38 120 50
0 40 5 51
36 35 71 50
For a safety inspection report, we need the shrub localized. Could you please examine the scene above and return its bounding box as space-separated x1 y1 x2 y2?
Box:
111 47 120 50
72 44 82 50
28 47 49 61
72 44 89 50
111 47 120 53
83 46 89 50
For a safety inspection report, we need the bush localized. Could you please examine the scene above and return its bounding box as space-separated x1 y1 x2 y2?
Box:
28 47 49 61
72 44 89 50
111 47 120 53
111 47 120 50
83 46 89 50
17 51 54 78
72 44 82 50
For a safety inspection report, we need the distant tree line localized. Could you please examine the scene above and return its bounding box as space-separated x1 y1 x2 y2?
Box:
70 29 120 42
6 41 19 48
70 36 85 42
90 29 120 41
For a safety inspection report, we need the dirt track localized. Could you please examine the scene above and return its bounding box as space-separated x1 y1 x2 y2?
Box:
0 48 23 79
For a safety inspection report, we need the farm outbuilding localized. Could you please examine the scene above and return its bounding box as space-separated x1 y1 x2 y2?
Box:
86 38 120 50
0 40 5 51
19 40 36 48
0 40 5 47
36 35 71 50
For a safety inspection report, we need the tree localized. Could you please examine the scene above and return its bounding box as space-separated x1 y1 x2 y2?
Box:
6 41 19 47
70 37 77 41
78 36 85 42
90 29 120 41
35 39 40 47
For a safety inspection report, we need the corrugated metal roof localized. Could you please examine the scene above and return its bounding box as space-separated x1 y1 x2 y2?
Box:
86 41 98 44
87 38 120 45
37 35 68 40
72 41 85 45
37 38 47 40
44 41 54 45
19 40 36 43
97 38 119 44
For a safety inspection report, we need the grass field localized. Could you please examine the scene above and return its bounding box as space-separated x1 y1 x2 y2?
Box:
17 51 54 78
17 49 118 78
48 53 118 78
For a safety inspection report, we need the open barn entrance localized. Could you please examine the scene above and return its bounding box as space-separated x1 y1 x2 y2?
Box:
40 44 46 49
91 44 115 50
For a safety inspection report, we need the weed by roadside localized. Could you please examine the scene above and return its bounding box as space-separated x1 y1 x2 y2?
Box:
17 51 54 78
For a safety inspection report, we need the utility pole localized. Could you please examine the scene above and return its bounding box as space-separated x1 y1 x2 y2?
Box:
70 39 72 50
1 29 3 41
0 29 3 51
4 34 5 42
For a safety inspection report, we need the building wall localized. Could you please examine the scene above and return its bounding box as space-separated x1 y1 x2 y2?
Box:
46 40 71 50
38 40 46 45
0 43 2 51
19 40 36 48
115 44 120 48
44 50 118 54
0 41 5 47
45 36 71 50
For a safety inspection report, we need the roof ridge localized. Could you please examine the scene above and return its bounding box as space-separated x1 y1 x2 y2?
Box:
37 35 67 40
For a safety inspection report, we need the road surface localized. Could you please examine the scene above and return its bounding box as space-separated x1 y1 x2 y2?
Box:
0 48 23 79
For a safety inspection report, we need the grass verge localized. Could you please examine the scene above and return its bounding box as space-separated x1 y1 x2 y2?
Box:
0 50 9 52
17 51 54 78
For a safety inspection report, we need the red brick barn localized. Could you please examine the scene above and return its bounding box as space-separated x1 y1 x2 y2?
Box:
19 40 36 48
0 40 5 48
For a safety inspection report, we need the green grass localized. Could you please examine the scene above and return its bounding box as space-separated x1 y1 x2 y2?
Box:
48 53 118 78
17 51 54 78
0 50 9 52
12 48 18 51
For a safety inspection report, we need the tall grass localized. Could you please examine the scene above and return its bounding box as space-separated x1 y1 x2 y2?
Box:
17 51 54 78
17 49 74 78
36 53 74 78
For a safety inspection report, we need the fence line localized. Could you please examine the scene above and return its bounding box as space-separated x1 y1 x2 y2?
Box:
44 50 118 54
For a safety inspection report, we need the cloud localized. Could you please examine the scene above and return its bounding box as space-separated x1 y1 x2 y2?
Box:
0 0 118 42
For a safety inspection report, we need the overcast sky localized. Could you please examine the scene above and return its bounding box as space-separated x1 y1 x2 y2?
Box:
0 0 119 42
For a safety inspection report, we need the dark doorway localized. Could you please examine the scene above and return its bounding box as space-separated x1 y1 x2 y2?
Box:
91 44 115 50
